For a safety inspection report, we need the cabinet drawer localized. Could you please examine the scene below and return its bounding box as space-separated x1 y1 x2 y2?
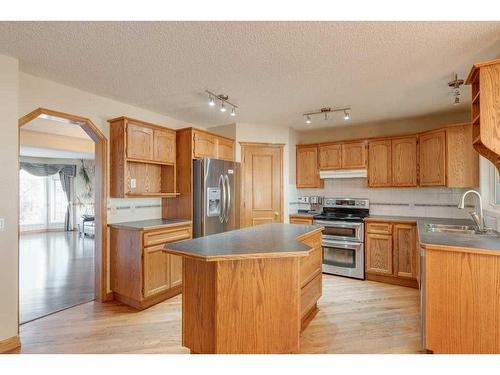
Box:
290 216 314 225
366 222 393 235
300 236 322 287
301 273 322 318
143 226 192 247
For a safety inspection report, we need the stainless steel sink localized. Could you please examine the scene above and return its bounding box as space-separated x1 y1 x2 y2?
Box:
425 223 477 234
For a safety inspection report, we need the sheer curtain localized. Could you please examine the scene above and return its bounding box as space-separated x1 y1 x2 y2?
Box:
20 162 76 231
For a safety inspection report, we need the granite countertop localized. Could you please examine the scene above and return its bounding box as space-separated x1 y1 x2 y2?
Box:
108 218 192 231
164 223 324 261
365 215 500 252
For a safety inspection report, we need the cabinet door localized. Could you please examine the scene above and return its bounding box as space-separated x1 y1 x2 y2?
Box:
143 244 170 298
393 224 417 279
342 141 367 169
153 129 176 163
193 130 217 158
169 254 182 288
368 140 392 187
217 137 235 161
127 124 154 160
419 130 446 186
319 144 342 170
392 136 417 187
365 233 393 275
446 124 479 188
296 145 322 188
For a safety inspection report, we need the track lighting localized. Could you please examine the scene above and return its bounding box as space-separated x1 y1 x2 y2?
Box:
303 106 351 125
448 73 464 106
205 90 238 117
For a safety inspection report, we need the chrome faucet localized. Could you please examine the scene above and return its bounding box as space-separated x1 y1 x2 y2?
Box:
458 190 486 233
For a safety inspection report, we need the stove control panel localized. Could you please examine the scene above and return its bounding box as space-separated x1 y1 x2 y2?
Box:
323 198 370 209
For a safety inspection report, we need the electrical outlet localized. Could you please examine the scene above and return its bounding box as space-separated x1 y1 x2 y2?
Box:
0 218 4 232
110 206 117 215
130 178 137 189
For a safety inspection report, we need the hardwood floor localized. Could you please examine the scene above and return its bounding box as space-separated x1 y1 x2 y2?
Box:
13 275 420 354
20 231 95 324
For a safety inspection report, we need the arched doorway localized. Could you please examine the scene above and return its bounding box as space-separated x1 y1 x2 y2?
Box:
18 108 108 320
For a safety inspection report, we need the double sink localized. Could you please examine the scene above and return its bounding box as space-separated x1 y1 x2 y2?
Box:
425 223 497 235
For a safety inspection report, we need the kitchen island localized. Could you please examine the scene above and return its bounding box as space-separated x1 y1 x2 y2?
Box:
164 223 324 354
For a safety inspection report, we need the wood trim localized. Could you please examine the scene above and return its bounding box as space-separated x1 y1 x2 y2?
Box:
107 116 176 133
176 126 235 142
239 142 285 148
0 335 20 353
18 108 108 312
421 243 500 257
466 58 500 84
366 273 418 288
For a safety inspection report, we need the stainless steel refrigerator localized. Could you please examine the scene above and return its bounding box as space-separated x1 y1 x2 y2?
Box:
193 158 240 238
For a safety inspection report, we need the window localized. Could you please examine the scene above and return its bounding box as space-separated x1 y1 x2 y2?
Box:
19 170 69 230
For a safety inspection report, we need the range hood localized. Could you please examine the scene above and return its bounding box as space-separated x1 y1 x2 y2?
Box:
320 169 367 179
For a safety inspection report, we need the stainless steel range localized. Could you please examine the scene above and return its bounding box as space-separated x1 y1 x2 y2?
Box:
314 197 369 280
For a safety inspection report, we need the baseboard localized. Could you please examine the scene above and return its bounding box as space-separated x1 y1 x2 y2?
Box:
104 291 114 302
114 286 182 310
0 335 20 353
366 273 418 288
301 303 319 332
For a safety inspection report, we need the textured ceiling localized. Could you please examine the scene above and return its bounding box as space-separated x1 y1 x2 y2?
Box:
1 21 500 130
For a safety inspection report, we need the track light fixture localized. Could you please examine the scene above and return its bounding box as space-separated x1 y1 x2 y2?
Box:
205 90 238 117
303 106 352 124
448 73 464 106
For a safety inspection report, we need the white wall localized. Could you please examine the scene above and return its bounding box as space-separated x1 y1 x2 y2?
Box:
0 55 19 342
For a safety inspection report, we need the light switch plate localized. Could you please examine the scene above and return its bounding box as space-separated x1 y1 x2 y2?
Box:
130 178 137 189
0 218 5 232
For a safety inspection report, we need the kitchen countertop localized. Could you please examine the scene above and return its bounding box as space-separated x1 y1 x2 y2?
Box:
164 223 324 261
365 215 500 253
108 218 192 231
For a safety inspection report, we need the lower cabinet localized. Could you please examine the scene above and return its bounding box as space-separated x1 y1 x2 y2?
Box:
110 222 192 309
289 215 314 225
365 220 418 288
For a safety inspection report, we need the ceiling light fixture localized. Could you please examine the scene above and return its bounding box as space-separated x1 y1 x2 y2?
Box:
448 73 464 106
302 106 351 125
205 90 238 116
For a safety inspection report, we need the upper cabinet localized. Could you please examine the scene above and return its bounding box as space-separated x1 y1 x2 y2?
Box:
192 129 234 161
368 139 392 187
419 129 446 186
391 136 418 187
109 117 178 198
296 144 323 188
466 59 500 173
318 141 367 170
216 137 235 161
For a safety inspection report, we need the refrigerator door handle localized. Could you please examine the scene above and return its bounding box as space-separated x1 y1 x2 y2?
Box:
224 174 231 223
218 174 225 223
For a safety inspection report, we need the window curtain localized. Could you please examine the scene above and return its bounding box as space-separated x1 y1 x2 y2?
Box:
20 162 77 231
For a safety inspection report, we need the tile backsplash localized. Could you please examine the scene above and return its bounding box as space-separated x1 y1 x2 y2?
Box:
292 178 475 219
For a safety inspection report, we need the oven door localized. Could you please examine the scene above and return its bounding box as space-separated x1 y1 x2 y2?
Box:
315 220 363 242
322 239 364 280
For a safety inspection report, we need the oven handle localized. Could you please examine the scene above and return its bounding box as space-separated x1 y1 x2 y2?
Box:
314 220 363 229
322 239 363 250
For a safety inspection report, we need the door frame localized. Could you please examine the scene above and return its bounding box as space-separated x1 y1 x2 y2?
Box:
239 142 284 227
18 108 108 328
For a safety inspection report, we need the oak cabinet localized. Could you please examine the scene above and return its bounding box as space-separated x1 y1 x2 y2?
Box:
153 129 176 164
289 215 314 225
391 136 418 187
365 233 393 275
393 224 417 279
109 117 178 198
368 139 392 187
193 130 217 159
109 222 192 310
365 220 418 288
127 123 154 160
319 144 342 170
296 144 323 188
446 124 479 188
419 129 446 186
217 137 235 161
342 141 367 169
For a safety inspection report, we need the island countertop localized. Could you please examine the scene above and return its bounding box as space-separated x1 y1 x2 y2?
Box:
164 223 324 261
107 218 192 231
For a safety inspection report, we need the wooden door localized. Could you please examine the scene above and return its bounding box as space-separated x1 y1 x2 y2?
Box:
217 137 235 161
296 145 322 188
365 233 393 275
143 244 170 298
342 141 367 169
319 144 342 170
392 136 417 187
368 140 392 187
419 129 446 186
193 130 217 158
169 255 182 288
393 224 417 279
241 143 284 227
153 129 176 163
127 124 154 160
